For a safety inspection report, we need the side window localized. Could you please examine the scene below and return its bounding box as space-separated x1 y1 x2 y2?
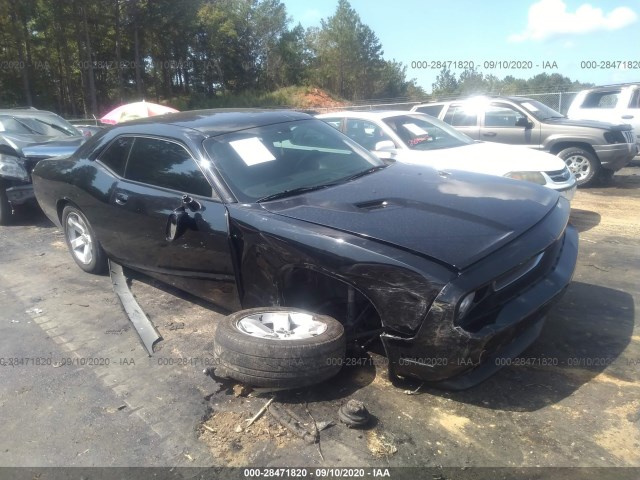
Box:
583 91 620 108
484 104 527 127
97 136 133 176
124 137 212 197
345 119 393 150
321 118 343 130
443 105 477 127
414 105 444 117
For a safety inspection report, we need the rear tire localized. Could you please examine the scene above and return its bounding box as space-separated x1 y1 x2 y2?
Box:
558 147 599 187
62 205 107 274
0 188 12 226
213 307 346 389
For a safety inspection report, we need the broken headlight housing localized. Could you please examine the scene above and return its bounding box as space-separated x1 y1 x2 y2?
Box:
0 153 29 182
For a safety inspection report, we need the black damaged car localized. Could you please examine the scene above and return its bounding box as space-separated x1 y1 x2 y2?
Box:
32 110 578 389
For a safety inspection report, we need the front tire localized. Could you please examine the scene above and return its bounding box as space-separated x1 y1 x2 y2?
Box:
213 307 346 389
62 205 107 274
558 147 599 187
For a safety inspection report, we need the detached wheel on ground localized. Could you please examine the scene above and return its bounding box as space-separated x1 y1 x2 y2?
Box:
0 188 12 226
213 308 346 389
62 205 108 274
558 147 599 187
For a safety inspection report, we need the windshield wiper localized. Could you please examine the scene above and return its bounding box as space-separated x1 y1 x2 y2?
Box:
334 165 386 183
542 115 565 120
256 166 386 203
32 118 76 136
11 117 43 135
257 184 332 203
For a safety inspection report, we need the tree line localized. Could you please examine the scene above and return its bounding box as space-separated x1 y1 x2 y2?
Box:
431 67 593 98
0 0 424 117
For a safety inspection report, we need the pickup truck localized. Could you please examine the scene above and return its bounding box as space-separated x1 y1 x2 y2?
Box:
412 96 638 186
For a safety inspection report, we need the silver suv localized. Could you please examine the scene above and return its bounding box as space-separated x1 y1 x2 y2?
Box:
412 96 638 186
567 83 640 147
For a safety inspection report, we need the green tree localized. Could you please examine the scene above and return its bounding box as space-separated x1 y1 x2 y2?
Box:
312 0 385 100
432 67 458 97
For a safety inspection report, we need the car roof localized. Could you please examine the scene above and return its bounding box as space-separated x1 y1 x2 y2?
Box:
317 110 424 120
0 108 65 118
413 96 535 108
580 82 639 91
118 109 313 137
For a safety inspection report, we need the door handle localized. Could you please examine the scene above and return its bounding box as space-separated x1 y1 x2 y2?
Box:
621 115 634 119
115 192 128 205
483 132 497 137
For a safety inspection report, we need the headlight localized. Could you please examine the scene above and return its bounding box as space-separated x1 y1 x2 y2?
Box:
504 171 546 185
0 153 29 182
457 291 476 320
603 131 626 144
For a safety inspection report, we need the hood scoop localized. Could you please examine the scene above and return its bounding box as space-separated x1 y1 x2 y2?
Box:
355 199 399 211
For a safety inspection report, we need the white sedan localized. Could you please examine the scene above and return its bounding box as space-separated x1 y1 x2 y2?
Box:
317 110 577 201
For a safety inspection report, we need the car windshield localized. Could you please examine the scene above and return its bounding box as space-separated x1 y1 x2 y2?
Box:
203 119 385 203
0 114 80 137
382 114 474 151
517 100 565 121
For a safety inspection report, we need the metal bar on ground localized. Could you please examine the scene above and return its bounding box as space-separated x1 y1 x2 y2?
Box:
109 260 162 356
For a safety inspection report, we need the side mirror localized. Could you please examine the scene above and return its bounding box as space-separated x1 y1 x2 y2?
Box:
515 117 533 128
165 208 189 242
374 140 396 152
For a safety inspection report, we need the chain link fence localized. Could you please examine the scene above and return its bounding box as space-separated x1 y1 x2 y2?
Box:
316 91 581 115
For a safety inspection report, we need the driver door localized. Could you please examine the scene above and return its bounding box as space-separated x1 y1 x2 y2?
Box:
479 103 537 146
107 136 240 310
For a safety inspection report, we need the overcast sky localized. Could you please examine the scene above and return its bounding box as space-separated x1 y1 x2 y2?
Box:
281 0 639 92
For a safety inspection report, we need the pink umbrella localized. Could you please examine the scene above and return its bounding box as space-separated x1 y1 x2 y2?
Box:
100 101 179 124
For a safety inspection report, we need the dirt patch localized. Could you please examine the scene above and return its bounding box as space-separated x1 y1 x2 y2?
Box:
433 408 472 442
593 401 640 464
51 240 66 249
366 430 398 458
296 88 346 110
200 410 296 466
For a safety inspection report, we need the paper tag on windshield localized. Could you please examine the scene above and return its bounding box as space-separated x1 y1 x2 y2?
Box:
229 137 276 166
402 123 429 136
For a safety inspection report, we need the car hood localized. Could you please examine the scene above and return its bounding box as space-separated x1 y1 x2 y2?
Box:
21 137 85 160
543 117 632 131
394 142 565 176
261 163 559 270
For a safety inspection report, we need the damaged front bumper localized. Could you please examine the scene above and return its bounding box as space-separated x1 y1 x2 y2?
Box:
381 204 579 390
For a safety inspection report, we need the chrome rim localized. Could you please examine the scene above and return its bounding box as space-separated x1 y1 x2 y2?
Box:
236 312 327 340
66 212 94 265
564 154 591 181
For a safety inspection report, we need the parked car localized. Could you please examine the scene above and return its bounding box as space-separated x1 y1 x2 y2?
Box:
75 125 105 137
0 108 86 224
567 83 640 148
317 110 576 201
32 110 578 389
412 96 638 186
